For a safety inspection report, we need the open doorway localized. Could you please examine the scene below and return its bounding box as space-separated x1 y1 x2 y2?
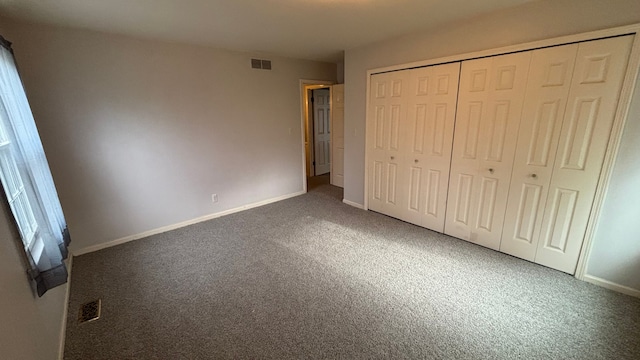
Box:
305 85 331 191
300 80 344 192
299 80 343 193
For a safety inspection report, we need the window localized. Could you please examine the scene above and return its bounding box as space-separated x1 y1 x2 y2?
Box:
0 35 70 296
0 116 44 259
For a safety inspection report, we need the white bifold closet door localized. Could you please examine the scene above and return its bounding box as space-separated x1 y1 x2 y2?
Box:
500 44 579 261
367 35 633 275
402 63 460 231
368 71 410 220
444 52 532 250
368 63 459 231
501 35 634 274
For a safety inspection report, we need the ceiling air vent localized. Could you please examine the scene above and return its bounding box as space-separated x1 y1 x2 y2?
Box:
251 58 272 70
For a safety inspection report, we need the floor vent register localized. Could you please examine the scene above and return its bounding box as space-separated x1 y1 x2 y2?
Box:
78 299 101 324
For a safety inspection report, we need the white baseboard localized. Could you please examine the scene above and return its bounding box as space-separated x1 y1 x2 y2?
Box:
342 199 365 210
58 254 73 360
73 191 305 256
583 274 640 298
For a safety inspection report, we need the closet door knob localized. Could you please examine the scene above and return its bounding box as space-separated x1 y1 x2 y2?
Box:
531 173 538 179
414 159 419 163
390 156 395 160
488 168 494 174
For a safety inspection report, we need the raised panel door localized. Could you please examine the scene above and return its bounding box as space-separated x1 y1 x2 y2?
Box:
331 84 345 188
367 71 409 218
445 58 491 243
313 89 331 175
403 62 460 230
501 44 578 261
445 52 532 250
535 35 634 274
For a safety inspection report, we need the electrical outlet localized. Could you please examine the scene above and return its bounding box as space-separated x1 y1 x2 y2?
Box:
212 194 218 203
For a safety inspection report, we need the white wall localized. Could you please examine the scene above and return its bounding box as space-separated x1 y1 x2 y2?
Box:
0 18 336 251
337 60 345 84
0 200 67 360
343 0 640 291
586 72 640 291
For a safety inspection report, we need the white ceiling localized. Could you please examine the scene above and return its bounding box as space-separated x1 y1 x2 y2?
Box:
0 0 536 62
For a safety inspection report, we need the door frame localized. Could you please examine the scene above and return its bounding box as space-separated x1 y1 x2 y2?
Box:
299 79 333 193
363 23 640 282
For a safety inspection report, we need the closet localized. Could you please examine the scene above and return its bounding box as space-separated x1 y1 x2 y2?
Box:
368 63 459 231
445 51 531 250
500 36 633 273
366 35 634 274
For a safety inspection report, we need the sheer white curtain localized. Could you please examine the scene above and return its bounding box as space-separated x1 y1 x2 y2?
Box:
0 36 70 296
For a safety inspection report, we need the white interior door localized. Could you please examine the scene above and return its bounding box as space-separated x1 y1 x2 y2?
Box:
331 84 345 188
534 35 634 274
403 62 460 231
500 44 579 261
313 88 331 175
368 71 409 219
445 52 532 250
305 89 313 177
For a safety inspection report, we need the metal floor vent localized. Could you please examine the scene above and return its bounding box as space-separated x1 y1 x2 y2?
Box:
78 299 101 324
